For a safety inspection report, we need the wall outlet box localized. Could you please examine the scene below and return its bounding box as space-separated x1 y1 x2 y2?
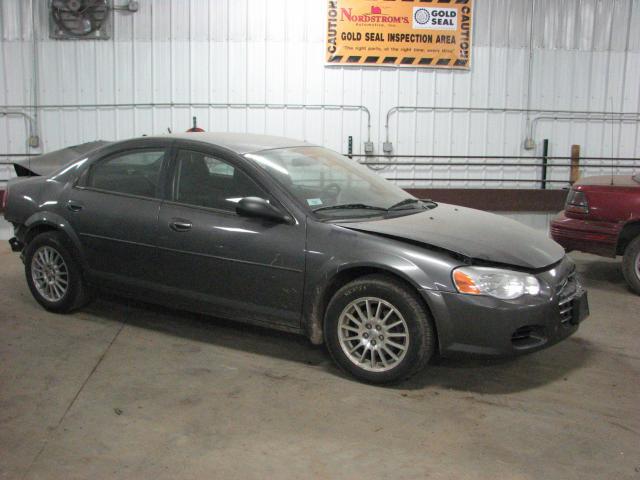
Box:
364 141 374 154
383 142 393 154
524 138 535 150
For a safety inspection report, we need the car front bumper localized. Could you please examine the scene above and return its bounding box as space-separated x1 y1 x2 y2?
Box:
420 277 588 358
550 211 621 257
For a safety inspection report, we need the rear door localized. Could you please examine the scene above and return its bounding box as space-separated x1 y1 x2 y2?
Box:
64 142 171 289
155 144 306 328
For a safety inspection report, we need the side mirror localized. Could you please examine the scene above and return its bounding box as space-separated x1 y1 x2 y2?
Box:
236 197 290 223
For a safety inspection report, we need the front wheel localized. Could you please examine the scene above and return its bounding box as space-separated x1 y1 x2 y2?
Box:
324 274 436 384
23 231 91 313
622 235 640 295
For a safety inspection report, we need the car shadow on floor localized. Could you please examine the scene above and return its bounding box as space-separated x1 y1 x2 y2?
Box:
401 336 594 394
81 292 595 395
577 258 627 286
571 252 629 289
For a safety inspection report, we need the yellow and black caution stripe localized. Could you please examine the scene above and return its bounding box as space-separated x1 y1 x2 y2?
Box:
328 55 469 68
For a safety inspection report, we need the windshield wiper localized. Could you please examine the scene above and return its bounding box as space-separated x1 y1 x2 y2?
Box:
313 203 388 213
388 198 422 211
388 198 436 211
314 199 437 214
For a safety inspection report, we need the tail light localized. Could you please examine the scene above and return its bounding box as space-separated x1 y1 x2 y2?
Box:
0 184 7 212
565 188 589 214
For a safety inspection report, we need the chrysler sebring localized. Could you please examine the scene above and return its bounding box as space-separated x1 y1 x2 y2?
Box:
3 133 588 383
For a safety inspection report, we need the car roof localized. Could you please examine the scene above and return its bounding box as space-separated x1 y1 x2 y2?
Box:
574 175 640 188
12 134 314 178
153 132 315 154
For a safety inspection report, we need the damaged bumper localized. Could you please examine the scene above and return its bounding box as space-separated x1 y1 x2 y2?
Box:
8 237 24 252
420 257 588 357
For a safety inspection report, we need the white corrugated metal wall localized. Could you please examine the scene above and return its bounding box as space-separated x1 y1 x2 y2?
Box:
1 0 639 188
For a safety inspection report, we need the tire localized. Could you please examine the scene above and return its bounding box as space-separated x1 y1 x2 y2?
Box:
324 274 436 384
23 231 91 313
622 235 640 295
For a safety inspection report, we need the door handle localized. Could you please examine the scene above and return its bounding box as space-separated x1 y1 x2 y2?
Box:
66 201 83 212
169 219 193 232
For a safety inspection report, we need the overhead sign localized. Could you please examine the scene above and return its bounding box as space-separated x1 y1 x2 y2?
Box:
326 0 473 69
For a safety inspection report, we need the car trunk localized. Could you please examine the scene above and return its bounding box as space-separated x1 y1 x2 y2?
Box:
574 175 640 188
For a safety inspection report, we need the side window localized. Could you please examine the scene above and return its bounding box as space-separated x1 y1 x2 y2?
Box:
203 156 234 177
173 149 267 211
87 149 165 198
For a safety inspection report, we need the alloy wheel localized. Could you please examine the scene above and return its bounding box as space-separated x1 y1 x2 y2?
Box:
31 246 69 302
337 297 410 372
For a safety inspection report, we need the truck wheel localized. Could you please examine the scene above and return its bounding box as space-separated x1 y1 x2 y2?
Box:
324 274 435 384
622 235 640 295
23 231 92 313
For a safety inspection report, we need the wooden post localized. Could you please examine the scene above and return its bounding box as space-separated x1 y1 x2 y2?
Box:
570 144 580 184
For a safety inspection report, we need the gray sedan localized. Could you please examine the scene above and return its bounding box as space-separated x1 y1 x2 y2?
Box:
3 133 588 384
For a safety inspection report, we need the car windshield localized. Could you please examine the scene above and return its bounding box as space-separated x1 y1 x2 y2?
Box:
246 146 427 218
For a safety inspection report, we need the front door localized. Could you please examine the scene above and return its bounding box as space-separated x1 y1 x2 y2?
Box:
156 147 306 328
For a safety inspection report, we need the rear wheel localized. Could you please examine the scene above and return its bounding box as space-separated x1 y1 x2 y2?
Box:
622 235 640 295
23 231 91 313
324 274 435 384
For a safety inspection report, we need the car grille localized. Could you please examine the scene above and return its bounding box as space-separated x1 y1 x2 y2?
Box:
557 270 578 326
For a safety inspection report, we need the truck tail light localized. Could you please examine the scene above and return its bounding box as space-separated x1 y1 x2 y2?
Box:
0 184 7 212
565 189 589 214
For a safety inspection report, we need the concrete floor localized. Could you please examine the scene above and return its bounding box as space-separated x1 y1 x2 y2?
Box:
0 215 11 242
1 243 639 480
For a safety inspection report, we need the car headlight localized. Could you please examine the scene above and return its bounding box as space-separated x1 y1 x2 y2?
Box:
452 266 540 300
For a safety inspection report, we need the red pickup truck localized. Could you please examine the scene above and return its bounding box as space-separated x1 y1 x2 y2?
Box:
551 174 640 294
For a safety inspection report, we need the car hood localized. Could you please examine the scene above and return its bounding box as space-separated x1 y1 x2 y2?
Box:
338 203 564 270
